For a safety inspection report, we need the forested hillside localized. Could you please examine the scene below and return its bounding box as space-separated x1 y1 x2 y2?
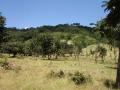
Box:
1 24 107 59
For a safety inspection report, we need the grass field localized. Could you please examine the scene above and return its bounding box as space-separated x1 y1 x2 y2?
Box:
0 53 118 90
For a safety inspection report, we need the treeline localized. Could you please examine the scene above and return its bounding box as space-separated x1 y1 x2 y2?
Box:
0 23 107 59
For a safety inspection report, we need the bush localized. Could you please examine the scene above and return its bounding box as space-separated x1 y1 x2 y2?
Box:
71 71 92 85
47 70 92 86
48 70 65 78
57 70 65 78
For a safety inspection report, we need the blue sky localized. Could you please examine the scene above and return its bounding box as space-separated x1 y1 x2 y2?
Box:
0 0 106 28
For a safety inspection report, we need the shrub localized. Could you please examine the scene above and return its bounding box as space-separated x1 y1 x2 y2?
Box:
48 70 65 78
47 70 92 86
57 70 65 78
71 71 92 85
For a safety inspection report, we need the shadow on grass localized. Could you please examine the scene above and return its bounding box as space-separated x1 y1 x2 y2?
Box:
104 79 119 89
41 58 68 61
41 58 71 61
105 66 117 70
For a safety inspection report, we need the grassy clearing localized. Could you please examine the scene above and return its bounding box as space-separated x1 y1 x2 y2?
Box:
0 54 117 90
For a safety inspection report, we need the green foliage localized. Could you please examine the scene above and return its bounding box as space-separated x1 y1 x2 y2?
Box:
103 0 120 27
39 34 54 59
0 14 6 44
23 40 33 56
52 38 61 58
103 1 120 87
1 42 24 57
1 23 108 59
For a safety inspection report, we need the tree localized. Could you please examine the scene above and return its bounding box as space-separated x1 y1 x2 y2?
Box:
103 0 120 87
40 34 54 60
53 38 61 59
96 46 107 63
23 40 33 56
72 36 86 59
0 13 6 44
1 42 24 57
103 0 120 27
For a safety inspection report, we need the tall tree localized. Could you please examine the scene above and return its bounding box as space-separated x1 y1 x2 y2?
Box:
103 0 120 27
40 34 54 60
0 13 6 44
103 0 120 87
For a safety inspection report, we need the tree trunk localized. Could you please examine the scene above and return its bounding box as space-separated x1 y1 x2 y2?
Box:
55 54 58 59
101 56 105 63
116 47 120 87
95 53 98 63
12 53 17 58
48 54 51 60
114 47 117 64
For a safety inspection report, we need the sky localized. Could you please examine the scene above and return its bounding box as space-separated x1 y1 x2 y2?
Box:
0 0 107 28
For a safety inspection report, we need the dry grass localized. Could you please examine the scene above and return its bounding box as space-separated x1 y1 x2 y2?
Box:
0 45 118 90
0 55 117 90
